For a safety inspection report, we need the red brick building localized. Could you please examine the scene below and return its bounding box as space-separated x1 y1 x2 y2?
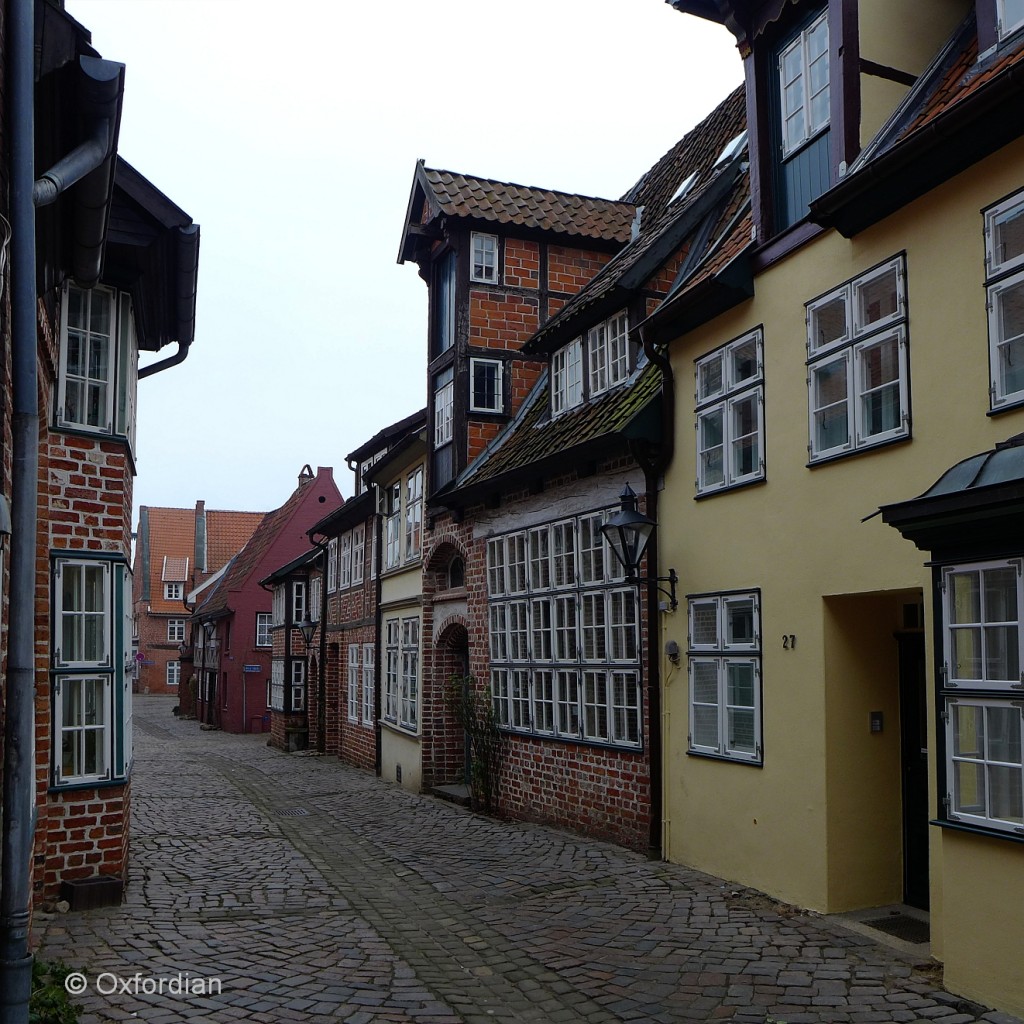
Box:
132 503 263 696
190 466 341 735
396 91 746 851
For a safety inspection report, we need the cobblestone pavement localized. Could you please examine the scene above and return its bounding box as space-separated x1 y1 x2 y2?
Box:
35 697 1023 1024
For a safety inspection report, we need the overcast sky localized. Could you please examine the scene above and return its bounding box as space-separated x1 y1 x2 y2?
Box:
66 0 742 520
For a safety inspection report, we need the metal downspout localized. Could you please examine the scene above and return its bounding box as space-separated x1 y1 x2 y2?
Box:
638 326 677 861
1 0 40 1017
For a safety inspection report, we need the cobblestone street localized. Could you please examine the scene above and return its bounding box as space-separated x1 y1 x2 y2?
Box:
34 697 1023 1024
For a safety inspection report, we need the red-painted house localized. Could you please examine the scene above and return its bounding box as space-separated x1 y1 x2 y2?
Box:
190 466 341 734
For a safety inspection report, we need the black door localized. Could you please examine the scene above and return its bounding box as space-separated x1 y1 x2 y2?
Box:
898 632 930 909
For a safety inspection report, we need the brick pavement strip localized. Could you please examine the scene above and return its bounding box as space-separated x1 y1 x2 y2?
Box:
33 697 1024 1024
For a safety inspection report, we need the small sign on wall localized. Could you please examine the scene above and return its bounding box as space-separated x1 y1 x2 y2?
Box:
243 664 261 673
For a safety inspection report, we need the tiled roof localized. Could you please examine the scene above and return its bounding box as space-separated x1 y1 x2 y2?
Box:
206 510 264 573
162 556 189 581
527 87 747 352
419 166 636 244
142 507 194 613
455 362 662 492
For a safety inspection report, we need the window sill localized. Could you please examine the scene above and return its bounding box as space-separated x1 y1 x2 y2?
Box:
695 476 767 501
934 817 1024 844
380 718 419 740
497 726 645 755
987 395 1024 417
49 775 128 794
434 586 468 601
686 749 762 768
806 432 910 468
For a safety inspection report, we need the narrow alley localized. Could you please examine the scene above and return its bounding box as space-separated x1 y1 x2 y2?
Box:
34 698 1022 1024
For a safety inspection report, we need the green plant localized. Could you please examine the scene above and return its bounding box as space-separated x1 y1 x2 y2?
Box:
30 960 81 1024
446 674 503 813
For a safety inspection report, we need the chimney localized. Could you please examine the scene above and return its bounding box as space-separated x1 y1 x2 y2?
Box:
194 500 207 577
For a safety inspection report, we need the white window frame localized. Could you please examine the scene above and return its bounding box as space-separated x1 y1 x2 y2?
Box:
695 329 765 494
687 590 762 764
806 256 909 461
405 468 423 561
291 659 306 712
587 311 630 398
166 660 180 688
339 533 353 589
778 10 829 158
57 284 116 436
469 357 504 413
54 675 112 784
291 581 307 624
326 538 338 592
164 582 183 601
256 612 272 648
347 644 360 722
272 585 286 627
55 558 111 668
385 482 401 571
434 373 454 447
270 659 285 711
352 524 365 585
384 619 400 723
362 643 375 724
985 191 1024 409
310 576 322 623
399 617 420 732
997 0 1024 40
167 618 185 643
551 339 583 416
470 231 499 284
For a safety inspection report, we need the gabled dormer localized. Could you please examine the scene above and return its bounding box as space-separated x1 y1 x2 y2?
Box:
669 0 970 254
398 162 636 496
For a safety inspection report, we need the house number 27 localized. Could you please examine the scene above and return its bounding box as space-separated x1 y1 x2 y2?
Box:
782 635 796 650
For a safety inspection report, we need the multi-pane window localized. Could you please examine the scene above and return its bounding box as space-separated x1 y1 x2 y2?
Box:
551 339 583 416
362 643 375 724
310 576 322 623
470 232 498 284
56 560 110 667
778 10 829 156
352 524 365 585
256 613 272 647
164 582 183 601
327 538 338 592
291 660 306 712
272 584 286 627
434 369 454 447
57 284 138 447
385 482 401 571
348 644 360 722
487 511 641 748
696 329 765 493
941 560 1024 836
806 256 909 460
687 591 762 764
383 616 419 731
998 0 1024 39
435 251 456 354
405 468 423 560
339 533 353 589
270 659 285 711
470 358 503 413
54 676 111 784
985 190 1024 409
587 311 629 397
167 618 185 643
291 581 307 624
166 660 180 688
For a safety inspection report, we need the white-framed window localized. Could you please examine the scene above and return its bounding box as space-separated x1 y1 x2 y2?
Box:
339 533 353 589
687 590 762 764
778 9 829 157
347 644 360 722
167 618 185 643
384 619 400 722
270 659 285 711
985 190 1024 409
695 329 765 493
405 468 423 560
164 582 183 601
435 250 456 354
57 284 138 447
470 232 498 284
166 660 180 688
352 524 365 585
551 339 583 416
434 369 454 447
587 311 629 397
486 510 640 748
272 584 286 627
54 675 112 784
291 659 306 712
327 537 338 592
310 576 322 623
291 581 307 624
385 482 401 571
998 0 1024 40
400 617 420 731
55 559 110 667
362 642 375 724
470 358 503 413
256 612 272 647
806 255 909 460
941 558 1024 835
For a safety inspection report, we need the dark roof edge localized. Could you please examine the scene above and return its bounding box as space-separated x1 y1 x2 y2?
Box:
259 546 321 587
346 408 427 463
308 489 374 539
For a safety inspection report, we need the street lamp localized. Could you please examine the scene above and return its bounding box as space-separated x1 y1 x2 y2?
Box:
600 484 678 611
202 619 217 640
297 618 316 645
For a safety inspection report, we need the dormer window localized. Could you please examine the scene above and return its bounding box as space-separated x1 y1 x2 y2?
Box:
551 311 630 417
470 232 499 283
779 11 829 157
998 0 1024 40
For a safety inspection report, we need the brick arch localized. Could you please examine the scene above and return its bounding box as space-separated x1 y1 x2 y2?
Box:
434 613 470 650
425 537 468 575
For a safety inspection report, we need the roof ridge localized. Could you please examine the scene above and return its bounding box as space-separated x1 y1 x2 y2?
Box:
423 166 632 208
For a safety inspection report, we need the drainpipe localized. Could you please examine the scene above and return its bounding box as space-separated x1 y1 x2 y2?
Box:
1 0 41 1017
306 532 329 754
635 325 677 862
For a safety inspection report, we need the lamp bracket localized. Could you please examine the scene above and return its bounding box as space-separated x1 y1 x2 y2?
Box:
626 568 678 611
